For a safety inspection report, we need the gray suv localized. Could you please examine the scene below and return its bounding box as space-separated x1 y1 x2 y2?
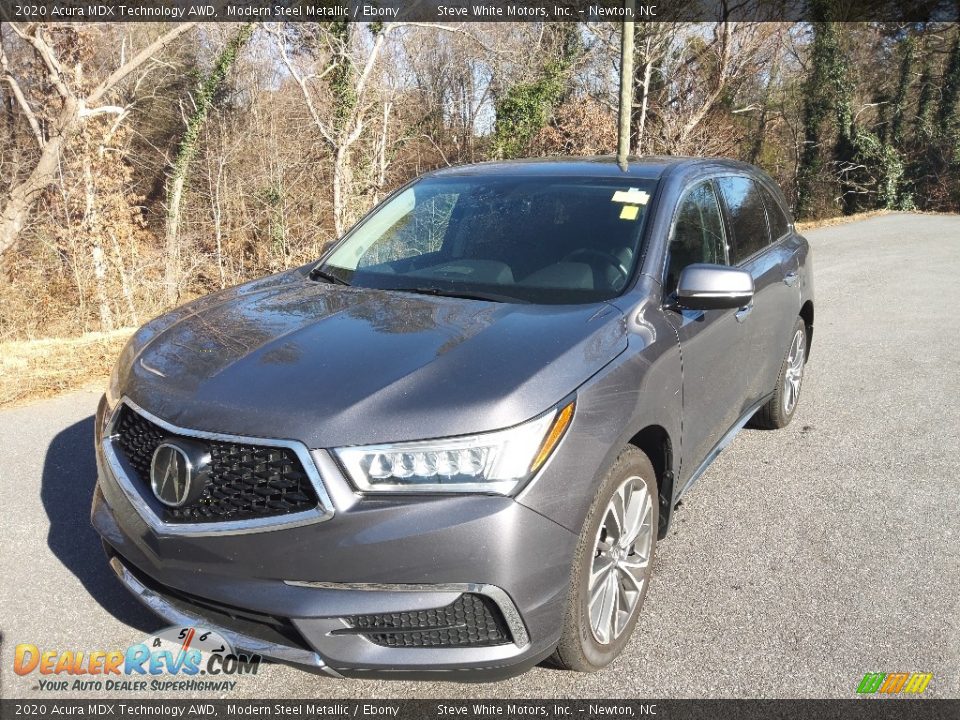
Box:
93 157 813 680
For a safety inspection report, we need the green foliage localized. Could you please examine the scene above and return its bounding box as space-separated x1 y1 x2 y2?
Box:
491 25 581 159
171 24 255 182
327 21 355 132
796 14 910 217
889 36 915 148
906 29 960 209
258 182 287 256
831 49 857 215
796 19 842 218
852 131 909 210
937 35 960 140
914 59 936 144
492 70 568 159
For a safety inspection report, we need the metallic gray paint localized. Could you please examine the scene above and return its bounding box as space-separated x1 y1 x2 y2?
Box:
108 556 337 674
676 264 755 310
118 285 627 448
93 156 813 679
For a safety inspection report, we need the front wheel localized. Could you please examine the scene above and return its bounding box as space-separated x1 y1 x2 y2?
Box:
550 447 658 672
753 316 807 429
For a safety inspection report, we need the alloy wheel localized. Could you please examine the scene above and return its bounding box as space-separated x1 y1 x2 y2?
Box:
588 476 655 644
783 329 805 414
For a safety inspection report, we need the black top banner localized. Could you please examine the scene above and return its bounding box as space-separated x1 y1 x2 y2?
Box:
1 0 958 23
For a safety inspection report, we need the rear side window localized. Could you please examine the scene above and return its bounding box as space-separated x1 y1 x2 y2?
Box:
716 176 770 264
759 183 791 240
664 181 727 294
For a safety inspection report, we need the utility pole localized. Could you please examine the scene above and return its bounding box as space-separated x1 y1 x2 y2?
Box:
618 0 636 171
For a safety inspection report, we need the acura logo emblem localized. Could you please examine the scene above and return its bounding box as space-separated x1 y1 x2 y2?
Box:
151 442 203 507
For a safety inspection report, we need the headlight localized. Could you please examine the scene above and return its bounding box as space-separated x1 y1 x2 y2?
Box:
336 401 575 494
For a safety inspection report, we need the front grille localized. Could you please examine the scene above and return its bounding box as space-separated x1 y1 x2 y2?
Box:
343 593 512 648
111 404 320 523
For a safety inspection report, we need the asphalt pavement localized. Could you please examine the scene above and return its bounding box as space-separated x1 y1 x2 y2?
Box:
1 212 957 699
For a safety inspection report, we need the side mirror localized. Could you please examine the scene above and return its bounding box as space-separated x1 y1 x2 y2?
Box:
675 264 754 310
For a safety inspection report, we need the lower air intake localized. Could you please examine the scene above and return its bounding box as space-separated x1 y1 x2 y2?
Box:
344 593 512 648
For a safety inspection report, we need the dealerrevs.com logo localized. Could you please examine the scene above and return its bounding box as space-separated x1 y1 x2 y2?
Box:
14 626 261 693
856 672 933 695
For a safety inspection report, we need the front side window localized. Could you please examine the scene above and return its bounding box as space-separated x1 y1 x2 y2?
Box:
319 176 657 304
664 181 727 295
716 176 771 264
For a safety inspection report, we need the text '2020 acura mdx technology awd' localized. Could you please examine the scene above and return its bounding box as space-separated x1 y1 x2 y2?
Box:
93 156 813 680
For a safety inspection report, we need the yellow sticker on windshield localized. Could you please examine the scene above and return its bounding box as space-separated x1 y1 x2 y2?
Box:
612 188 650 205
620 205 640 220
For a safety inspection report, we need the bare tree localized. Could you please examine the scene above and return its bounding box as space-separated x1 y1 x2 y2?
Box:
0 22 196 257
268 23 393 237
269 22 492 237
163 23 254 304
631 23 674 155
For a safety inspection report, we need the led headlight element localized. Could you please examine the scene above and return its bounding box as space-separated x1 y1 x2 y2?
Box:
336 401 575 494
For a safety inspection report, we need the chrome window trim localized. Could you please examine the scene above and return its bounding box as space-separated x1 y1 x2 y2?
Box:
103 397 334 536
660 177 731 304
282 579 530 649
108 557 342 676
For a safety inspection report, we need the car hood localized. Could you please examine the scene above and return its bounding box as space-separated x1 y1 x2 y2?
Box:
120 271 627 448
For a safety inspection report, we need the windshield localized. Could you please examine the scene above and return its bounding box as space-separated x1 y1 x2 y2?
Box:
318 175 657 304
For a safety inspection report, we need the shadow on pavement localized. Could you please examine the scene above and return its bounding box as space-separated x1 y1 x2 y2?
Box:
41 415 158 633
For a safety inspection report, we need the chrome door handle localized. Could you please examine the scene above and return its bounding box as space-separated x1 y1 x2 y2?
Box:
784 271 799 287
735 301 754 323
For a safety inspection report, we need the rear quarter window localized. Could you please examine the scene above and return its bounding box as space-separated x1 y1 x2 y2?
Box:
716 176 770 264
758 183 791 241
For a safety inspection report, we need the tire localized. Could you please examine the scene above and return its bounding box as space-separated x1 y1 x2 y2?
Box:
753 316 807 429
550 447 658 672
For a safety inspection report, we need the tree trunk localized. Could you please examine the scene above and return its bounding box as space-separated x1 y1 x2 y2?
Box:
163 172 187 303
206 153 227 289
332 145 348 237
635 58 652 156
91 244 114 331
82 152 114 331
374 101 392 203
749 53 780 165
110 230 138 326
1 24 195 259
0 126 69 256
164 24 254 305
936 34 960 139
796 16 839 219
889 36 914 148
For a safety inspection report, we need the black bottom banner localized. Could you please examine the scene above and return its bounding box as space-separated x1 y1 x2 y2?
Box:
1 700 958 720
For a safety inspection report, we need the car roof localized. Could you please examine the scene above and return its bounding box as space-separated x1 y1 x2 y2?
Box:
425 156 759 181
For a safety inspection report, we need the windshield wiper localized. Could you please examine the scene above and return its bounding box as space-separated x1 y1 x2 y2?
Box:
388 286 523 304
309 266 350 285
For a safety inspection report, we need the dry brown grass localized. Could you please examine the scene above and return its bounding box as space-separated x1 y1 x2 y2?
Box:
0 328 133 409
795 209 893 231
795 209 960 231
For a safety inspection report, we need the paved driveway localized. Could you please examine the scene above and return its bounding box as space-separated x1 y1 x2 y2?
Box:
1 213 957 699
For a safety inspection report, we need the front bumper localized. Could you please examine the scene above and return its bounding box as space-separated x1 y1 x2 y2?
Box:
92 397 577 680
